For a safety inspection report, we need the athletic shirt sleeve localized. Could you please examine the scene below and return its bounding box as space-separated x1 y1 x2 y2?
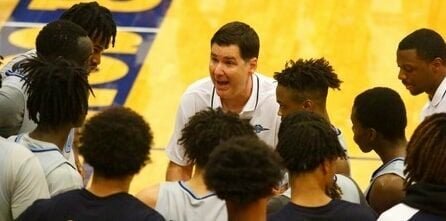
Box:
0 83 25 137
165 90 205 166
10 147 50 219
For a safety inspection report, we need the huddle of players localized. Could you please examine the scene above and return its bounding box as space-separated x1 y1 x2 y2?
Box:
1 1 446 221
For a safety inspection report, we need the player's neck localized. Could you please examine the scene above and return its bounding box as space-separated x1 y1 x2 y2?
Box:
186 167 211 196
289 172 332 207
88 174 133 197
427 73 446 100
374 138 407 164
226 198 267 221
221 75 253 114
29 125 72 151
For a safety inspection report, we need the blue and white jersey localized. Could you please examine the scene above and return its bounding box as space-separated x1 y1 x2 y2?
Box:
8 133 83 196
155 181 227 221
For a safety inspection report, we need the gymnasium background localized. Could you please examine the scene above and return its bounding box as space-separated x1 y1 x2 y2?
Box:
1 0 443 194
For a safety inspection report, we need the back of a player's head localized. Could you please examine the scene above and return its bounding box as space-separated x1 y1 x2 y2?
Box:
277 112 345 174
79 106 153 178
353 87 407 141
179 108 255 168
398 28 446 62
36 20 91 66
21 56 91 128
60 1 117 48
204 136 283 205
274 58 342 102
405 113 446 186
211 21 259 60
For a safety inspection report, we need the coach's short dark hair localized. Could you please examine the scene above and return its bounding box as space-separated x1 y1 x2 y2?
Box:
398 28 446 61
21 56 91 128
79 107 153 178
353 87 407 140
60 1 117 48
211 21 259 60
179 108 255 168
277 112 345 174
204 136 283 205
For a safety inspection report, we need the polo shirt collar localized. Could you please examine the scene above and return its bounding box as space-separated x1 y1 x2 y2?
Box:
430 76 446 107
210 73 260 114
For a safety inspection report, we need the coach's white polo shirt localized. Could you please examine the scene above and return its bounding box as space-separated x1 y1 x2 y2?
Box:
166 73 280 166
421 76 446 121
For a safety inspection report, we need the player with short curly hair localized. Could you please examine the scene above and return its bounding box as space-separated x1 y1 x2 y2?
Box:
137 108 255 221
17 107 164 221
205 136 283 221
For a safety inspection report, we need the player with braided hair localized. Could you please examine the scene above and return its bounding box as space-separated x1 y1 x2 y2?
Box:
269 111 376 221
8 56 92 196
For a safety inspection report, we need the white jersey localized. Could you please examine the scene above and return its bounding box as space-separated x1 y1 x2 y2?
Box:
155 181 227 221
8 134 83 196
421 76 446 121
0 50 76 168
0 137 49 221
166 73 280 166
365 157 405 200
0 50 37 136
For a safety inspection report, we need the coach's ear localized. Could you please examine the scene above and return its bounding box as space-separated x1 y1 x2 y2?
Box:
248 57 257 74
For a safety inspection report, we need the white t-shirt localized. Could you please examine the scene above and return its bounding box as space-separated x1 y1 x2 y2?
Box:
421 76 446 121
155 181 227 221
8 134 83 196
166 73 280 166
0 137 50 221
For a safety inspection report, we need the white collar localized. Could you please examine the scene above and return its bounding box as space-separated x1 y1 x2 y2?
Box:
430 76 446 107
210 73 260 113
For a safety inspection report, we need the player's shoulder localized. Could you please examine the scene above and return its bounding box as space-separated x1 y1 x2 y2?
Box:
1 50 37 79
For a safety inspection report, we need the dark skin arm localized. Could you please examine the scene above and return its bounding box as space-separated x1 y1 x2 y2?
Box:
368 174 405 214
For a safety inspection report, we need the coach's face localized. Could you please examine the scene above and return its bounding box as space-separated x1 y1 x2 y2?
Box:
209 43 257 101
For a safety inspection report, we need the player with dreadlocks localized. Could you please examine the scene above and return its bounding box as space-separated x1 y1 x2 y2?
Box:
267 111 367 214
379 113 446 220
269 111 376 221
274 57 350 176
60 1 117 72
0 1 117 182
8 56 93 196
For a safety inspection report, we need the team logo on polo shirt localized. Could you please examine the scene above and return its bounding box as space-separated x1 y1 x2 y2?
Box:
253 124 269 133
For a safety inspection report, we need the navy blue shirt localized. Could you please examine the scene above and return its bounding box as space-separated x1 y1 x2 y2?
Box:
17 189 165 221
268 199 376 221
